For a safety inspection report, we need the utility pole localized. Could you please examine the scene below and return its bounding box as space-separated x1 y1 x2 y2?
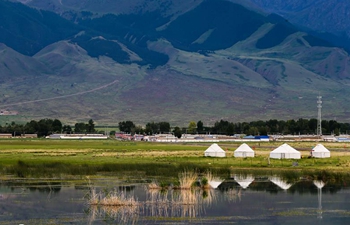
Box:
317 96 322 136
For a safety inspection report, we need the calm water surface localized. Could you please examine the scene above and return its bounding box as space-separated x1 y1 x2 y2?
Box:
1 175 350 224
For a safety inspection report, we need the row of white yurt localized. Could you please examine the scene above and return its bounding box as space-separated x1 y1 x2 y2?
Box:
204 143 255 158
269 143 331 159
204 143 330 159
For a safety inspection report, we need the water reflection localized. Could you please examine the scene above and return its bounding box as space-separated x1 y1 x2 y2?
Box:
0 173 350 224
313 180 325 219
233 174 255 189
269 176 293 190
143 188 209 218
88 205 139 225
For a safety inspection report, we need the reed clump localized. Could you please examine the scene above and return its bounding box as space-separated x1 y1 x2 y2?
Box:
147 180 162 189
88 187 138 206
177 170 198 189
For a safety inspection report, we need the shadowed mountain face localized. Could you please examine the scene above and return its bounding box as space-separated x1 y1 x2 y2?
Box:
247 0 350 52
1 0 350 125
247 0 350 37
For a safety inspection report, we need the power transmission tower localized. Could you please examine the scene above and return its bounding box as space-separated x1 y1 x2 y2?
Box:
317 96 322 136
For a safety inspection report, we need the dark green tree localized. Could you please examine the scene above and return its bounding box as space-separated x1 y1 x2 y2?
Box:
119 121 135 133
87 119 95 133
24 120 39 134
173 126 182 138
37 119 54 137
52 119 63 133
145 122 159 135
159 122 171 133
62 125 72 134
74 122 86 133
197 121 204 133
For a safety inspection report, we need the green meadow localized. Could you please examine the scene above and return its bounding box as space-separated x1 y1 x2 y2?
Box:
0 139 350 178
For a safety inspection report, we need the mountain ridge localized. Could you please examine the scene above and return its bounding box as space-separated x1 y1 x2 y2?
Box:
1 0 350 125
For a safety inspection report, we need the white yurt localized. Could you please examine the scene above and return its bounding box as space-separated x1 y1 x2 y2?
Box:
234 174 255 189
204 143 226 157
234 143 255 158
270 176 293 190
269 143 301 159
312 144 330 158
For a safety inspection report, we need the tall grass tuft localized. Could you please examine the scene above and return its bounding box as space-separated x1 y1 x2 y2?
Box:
178 170 198 189
88 187 100 205
87 178 138 207
98 190 138 206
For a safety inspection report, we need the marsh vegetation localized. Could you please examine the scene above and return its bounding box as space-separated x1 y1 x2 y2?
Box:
0 139 350 179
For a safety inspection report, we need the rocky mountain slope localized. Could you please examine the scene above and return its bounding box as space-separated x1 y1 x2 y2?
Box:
1 0 350 125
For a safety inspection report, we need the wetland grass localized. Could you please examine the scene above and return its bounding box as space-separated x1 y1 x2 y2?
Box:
1 139 350 178
88 187 138 207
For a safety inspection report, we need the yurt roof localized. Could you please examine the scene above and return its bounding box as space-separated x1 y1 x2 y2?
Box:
271 143 299 153
312 144 330 153
205 143 225 153
234 143 254 152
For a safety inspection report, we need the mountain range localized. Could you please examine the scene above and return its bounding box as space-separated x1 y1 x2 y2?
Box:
1 0 350 126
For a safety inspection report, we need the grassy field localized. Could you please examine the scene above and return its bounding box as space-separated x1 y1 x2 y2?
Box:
0 139 350 178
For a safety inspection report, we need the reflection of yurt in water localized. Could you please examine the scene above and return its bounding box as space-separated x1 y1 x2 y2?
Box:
234 174 255 189
208 179 223 189
204 143 226 157
234 143 255 158
269 176 293 190
312 144 330 158
313 180 325 219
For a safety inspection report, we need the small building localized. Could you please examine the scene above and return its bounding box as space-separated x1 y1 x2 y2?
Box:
47 134 108 139
256 135 270 142
21 134 37 138
269 143 301 159
0 133 12 138
311 144 330 158
204 143 226 157
234 143 255 158
337 137 350 142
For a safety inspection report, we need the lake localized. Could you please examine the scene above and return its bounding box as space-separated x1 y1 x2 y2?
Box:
1 174 350 224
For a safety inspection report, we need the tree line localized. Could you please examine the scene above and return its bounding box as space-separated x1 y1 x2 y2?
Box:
1 118 349 138
0 119 96 137
119 119 350 137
